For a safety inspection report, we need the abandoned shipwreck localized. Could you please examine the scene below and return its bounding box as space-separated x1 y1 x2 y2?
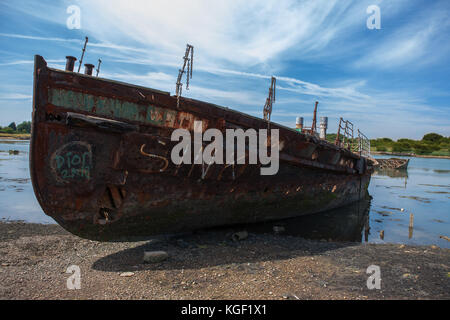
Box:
30 51 373 241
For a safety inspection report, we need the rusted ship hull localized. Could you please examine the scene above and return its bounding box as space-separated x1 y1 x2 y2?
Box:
31 55 372 241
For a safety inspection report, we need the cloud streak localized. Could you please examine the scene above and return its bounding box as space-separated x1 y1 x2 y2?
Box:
354 5 450 69
0 93 32 100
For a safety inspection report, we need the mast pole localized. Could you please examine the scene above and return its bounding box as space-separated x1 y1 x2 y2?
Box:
77 36 89 73
96 59 102 77
310 101 319 135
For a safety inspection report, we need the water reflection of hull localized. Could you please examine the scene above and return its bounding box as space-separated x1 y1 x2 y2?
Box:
248 194 371 242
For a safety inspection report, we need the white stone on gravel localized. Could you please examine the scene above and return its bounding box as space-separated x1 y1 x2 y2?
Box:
119 272 135 277
143 251 168 263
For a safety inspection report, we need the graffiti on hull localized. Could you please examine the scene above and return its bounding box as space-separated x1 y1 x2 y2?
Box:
50 141 93 183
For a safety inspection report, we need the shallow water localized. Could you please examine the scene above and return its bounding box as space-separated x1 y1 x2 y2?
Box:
1 140 449 247
0 140 54 224
367 156 450 248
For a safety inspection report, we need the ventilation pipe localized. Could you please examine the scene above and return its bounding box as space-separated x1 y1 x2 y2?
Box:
320 116 328 139
296 117 304 132
84 63 95 76
65 56 77 72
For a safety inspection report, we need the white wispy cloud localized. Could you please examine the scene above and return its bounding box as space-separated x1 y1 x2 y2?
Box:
354 5 450 69
0 58 65 66
70 0 418 68
2 28 444 139
0 0 448 139
5 0 446 70
0 93 32 100
0 33 151 54
0 60 33 66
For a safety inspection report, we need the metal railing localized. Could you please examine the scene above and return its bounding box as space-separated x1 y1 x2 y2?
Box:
335 117 355 150
357 129 371 158
335 117 370 158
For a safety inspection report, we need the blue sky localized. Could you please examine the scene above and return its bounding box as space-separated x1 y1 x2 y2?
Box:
0 0 449 139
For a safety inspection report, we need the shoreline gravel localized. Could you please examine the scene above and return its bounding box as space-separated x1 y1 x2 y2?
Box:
0 221 449 300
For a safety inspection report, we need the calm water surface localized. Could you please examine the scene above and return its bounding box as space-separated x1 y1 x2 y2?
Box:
0 140 53 224
1 140 449 247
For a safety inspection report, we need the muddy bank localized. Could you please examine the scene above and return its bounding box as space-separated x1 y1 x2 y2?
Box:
0 134 30 140
0 222 449 300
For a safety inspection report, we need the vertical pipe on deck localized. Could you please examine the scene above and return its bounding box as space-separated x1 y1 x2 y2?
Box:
320 116 328 139
296 117 304 132
65 56 77 72
84 64 95 76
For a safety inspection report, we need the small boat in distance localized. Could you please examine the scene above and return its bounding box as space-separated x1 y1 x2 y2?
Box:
374 158 409 170
30 53 373 241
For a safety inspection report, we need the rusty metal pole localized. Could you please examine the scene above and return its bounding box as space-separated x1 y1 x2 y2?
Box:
176 44 194 108
78 36 89 73
310 101 318 135
358 129 362 155
263 76 276 122
335 118 342 146
96 59 102 77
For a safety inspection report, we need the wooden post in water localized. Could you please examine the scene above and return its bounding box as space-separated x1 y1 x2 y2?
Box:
409 213 414 239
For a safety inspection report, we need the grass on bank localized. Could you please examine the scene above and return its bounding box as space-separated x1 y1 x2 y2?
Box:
0 133 31 139
0 121 31 139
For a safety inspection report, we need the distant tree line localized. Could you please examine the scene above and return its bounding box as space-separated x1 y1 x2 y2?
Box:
325 132 450 156
0 121 31 134
370 133 450 156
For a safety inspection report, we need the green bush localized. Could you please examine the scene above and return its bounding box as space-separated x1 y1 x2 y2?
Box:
414 144 434 155
16 121 31 133
0 127 14 134
422 133 443 143
321 132 449 156
392 142 411 152
7 122 16 131
326 133 337 143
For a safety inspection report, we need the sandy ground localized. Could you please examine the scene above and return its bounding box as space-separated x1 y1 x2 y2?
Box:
0 134 30 140
0 221 449 300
